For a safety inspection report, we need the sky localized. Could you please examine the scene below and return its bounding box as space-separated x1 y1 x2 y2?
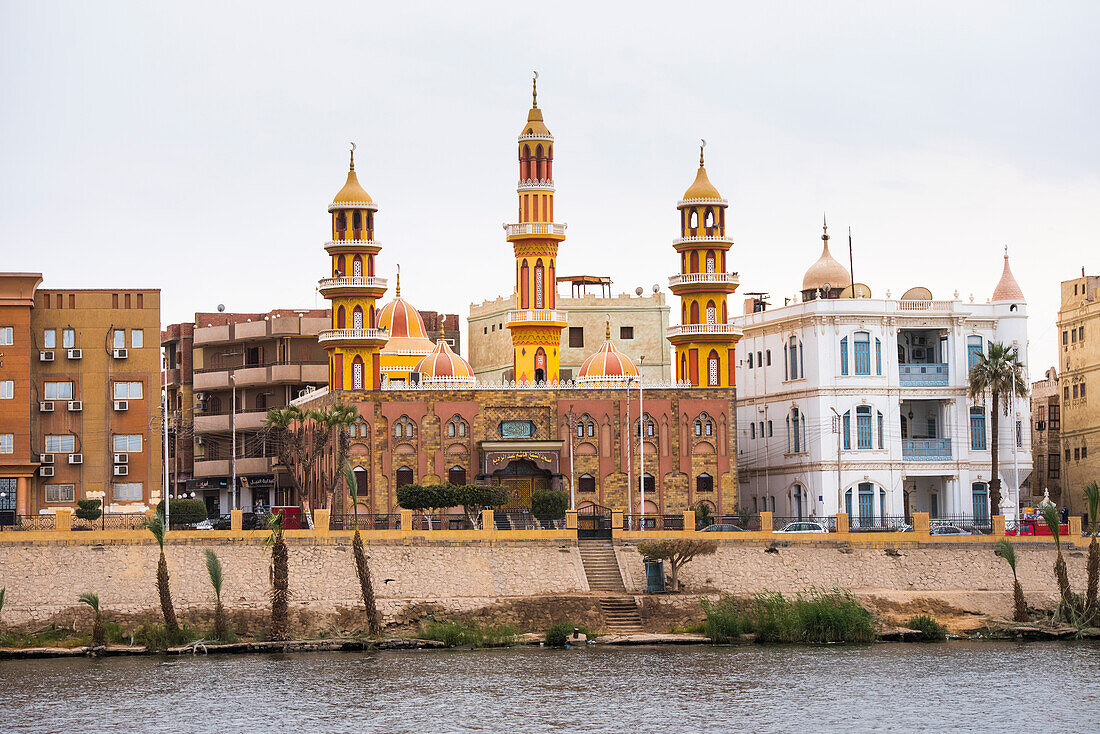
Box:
1 1 1097 372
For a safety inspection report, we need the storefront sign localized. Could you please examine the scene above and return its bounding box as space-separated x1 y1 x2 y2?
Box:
487 450 555 468
240 475 275 490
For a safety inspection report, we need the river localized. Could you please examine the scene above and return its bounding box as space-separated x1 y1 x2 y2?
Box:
1 642 1097 732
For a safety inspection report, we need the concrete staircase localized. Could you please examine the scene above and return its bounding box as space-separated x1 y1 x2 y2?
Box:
577 538 643 633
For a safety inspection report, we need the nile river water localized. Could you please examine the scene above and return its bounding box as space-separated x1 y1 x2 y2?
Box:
1 642 1097 733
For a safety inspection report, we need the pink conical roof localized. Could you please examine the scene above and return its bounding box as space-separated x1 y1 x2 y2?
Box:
992 252 1025 302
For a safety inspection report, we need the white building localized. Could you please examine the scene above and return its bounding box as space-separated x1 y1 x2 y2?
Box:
734 227 1031 526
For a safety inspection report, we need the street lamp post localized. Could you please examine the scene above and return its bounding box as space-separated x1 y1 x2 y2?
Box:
566 407 576 511
231 372 237 512
830 406 843 517
638 355 645 531
162 359 170 529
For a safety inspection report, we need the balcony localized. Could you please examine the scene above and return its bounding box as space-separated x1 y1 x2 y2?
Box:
317 276 388 297
672 235 733 248
503 222 567 238
668 272 740 289
192 363 327 391
505 309 568 326
317 328 387 345
899 363 949 387
193 456 276 477
666 323 743 339
193 409 270 433
194 316 328 346
902 438 952 460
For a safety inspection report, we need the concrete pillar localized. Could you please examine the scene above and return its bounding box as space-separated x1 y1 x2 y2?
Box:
992 515 1006 536
482 508 496 535
55 509 71 532
230 509 242 531
759 511 773 533
610 510 622 532
1069 516 1082 538
313 509 330 537
565 510 578 530
912 511 930 537
16 476 28 515
836 512 849 536
400 508 414 536
683 509 696 532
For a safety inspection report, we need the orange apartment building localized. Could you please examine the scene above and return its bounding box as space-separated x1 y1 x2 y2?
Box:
0 273 162 521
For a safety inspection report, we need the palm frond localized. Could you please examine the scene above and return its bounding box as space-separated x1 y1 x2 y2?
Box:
994 539 1018 572
204 549 223 599
0 587 6 615
1040 505 1062 551
78 592 100 612
143 512 166 549
1085 481 1100 537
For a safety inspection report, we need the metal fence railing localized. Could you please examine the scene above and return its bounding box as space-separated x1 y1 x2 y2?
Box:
0 515 56 531
329 513 403 531
848 515 910 532
931 515 992 534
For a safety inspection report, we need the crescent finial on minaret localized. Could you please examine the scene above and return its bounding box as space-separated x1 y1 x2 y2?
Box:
532 70 538 108
699 138 706 167
349 141 356 171
395 263 401 297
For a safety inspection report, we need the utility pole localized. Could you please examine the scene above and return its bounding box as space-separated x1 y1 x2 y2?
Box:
625 383 633 529
638 355 645 531
830 407 843 517
567 407 576 511
231 372 237 512
162 360 170 530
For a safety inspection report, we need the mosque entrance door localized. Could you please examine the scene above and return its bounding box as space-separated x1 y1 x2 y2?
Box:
491 459 551 509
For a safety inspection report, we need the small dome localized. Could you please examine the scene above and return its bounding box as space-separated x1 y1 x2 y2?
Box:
802 223 850 292
992 252 1025 302
416 341 475 383
332 169 373 205
682 165 722 201
521 106 551 138
378 297 428 340
577 331 639 383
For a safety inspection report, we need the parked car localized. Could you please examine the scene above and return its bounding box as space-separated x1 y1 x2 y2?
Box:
775 521 829 533
1005 517 1069 537
193 518 214 531
701 523 744 532
929 524 972 536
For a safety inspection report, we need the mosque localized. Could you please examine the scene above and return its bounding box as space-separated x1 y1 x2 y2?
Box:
301 78 740 522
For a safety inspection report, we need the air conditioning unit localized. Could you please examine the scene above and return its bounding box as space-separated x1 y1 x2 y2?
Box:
68 453 83 464
68 400 82 412
67 348 82 360
39 350 55 362
112 348 128 359
114 453 129 464
39 401 55 412
39 453 54 464
114 400 129 411
39 466 54 477
113 465 129 476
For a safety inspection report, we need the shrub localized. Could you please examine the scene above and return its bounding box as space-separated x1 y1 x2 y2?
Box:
750 589 875 644
907 614 947 641
700 595 749 642
156 498 208 525
134 622 198 651
545 621 573 648
694 502 715 530
418 619 516 648
531 489 569 527
75 499 102 524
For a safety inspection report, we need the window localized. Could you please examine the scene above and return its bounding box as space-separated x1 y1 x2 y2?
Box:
750 423 756 439
788 337 800 379
113 329 125 349
352 360 363 389
1082 382 1088 398
43 329 56 348
840 337 848 375
854 332 871 375
63 329 74 348
877 412 884 450
856 406 872 449
396 466 414 489
44 381 73 399
620 326 634 340
1072 328 1078 344
972 483 989 521
1075 447 1081 461
579 473 596 492
132 330 143 348
113 382 143 399
568 327 584 348
113 483 143 501
1016 420 1023 448
767 420 773 437
45 435 76 453
708 352 719 386
967 336 983 371
970 407 986 451
1073 384 1079 399
0 434 12 453
0 381 12 399
354 468 369 498
1063 330 1069 345
696 473 714 493
1064 386 1071 400
747 353 753 369
448 466 467 486
875 339 882 375
766 350 772 366
1084 445 1089 459
576 422 584 438
790 408 802 453
113 434 142 452
586 421 595 437
843 411 851 450
0 326 12 345
45 484 76 503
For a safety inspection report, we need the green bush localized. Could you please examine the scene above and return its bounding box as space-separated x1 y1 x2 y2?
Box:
545 621 573 648
418 620 516 648
749 589 876 644
75 499 102 523
134 622 199 651
694 502 715 530
156 498 208 525
700 595 749 642
907 614 947 641
531 489 569 527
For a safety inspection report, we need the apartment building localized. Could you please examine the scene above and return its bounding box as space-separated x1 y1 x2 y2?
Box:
1057 272 1100 518
1029 367 1061 507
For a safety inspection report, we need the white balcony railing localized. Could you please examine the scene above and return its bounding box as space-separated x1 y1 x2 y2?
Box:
516 179 555 191
503 222 567 237
668 272 740 287
897 300 956 312
666 323 743 338
672 235 734 246
317 276 388 291
505 309 568 325
317 328 388 344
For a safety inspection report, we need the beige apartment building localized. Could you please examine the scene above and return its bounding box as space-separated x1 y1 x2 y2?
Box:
1029 367 1061 507
1057 272 1100 518
469 281 672 383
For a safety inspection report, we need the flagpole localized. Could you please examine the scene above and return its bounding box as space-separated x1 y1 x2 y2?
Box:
848 226 855 297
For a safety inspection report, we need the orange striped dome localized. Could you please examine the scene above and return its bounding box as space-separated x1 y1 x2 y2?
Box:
577 338 639 383
416 341 475 383
378 297 429 340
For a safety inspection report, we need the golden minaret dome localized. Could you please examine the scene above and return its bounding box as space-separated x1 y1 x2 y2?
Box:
332 145 374 205
681 141 722 201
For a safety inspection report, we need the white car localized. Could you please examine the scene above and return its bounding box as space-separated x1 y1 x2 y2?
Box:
775 521 829 533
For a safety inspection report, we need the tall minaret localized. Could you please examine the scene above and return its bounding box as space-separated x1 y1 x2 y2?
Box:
318 144 388 391
667 141 742 387
505 73 567 384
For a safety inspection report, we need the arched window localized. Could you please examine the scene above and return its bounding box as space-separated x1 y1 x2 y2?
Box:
706 300 717 325
255 393 267 411
579 473 596 492
857 483 874 523
840 336 849 375
586 421 595 437
335 212 346 234
787 336 800 380
690 210 698 229
704 209 714 228
680 353 687 382
690 251 699 273
690 301 699 324
336 255 346 276
448 466 467 486
352 210 362 232
708 350 720 386
394 416 416 440
396 466 414 490
352 466 368 498
696 472 713 493
534 348 547 383
968 336 984 371
694 420 702 436
972 482 989 521
352 306 363 330
520 260 530 309
352 256 363 277
842 410 851 449
789 407 802 453
970 406 987 450
448 422 456 437
352 356 364 390
369 304 376 328
576 422 584 438
638 413 655 437
706 251 716 273
336 306 346 329
534 259 545 309
522 145 531 179
854 331 871 375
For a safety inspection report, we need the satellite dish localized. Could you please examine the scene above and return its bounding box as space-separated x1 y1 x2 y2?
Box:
652 284 660 293
635 287 644 296
822 283 831 293
839 283 872 298
217 304 225 313
901 286 933 301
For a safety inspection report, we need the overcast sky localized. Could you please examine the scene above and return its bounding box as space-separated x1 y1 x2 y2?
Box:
2 1 1097 372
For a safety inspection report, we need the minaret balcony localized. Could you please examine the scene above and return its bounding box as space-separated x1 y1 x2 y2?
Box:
676 197 728 208
324 239 382 255
504 222 567 239
666 323 743 340
317 328 388 345
517 179 555 191
505 309 568 327
669 272 740 292
317 276 388 297
327 201 379 213
672 235 733 251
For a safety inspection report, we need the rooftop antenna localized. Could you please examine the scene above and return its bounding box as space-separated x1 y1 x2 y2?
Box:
848 226 855 298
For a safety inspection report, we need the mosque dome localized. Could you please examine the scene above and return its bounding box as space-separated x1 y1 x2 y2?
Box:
378 274 436 355
520 74 552 138
802 220 851 293
332 169 373 205
992 251 1025 302
415 341 475 384
682 165 722 202
577 326 640 383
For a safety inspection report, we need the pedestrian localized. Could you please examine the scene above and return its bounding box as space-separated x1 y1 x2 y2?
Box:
1060 506 1069 524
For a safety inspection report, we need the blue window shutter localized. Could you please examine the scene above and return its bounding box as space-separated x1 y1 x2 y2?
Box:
799 344 804 379
843 412 851 450
840 338 848 375
877 412 884 449
875 339 882 375
784 347 789 380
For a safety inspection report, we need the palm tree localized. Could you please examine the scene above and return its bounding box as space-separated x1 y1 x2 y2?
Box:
264 404 360 515
79 592 105 647
967 342 1028 516
0 587 6 628
1084 481 1099 622
994 539 1028 622
342 463 382 636
1040 504 1075 616
204 549 228 641
266 511 289 641
143 513 180 635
